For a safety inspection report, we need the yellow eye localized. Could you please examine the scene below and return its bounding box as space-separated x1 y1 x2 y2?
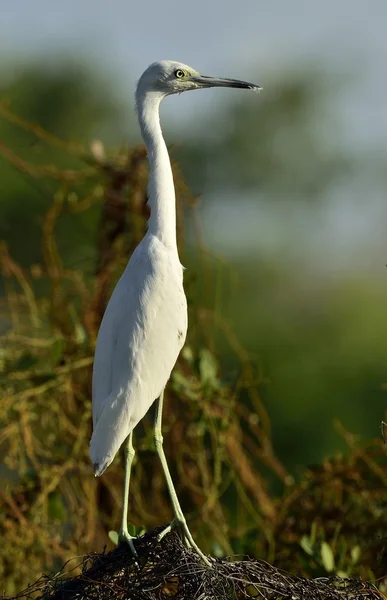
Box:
175 69 185 79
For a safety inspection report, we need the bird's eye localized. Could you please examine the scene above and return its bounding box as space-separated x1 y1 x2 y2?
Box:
175 69 185 79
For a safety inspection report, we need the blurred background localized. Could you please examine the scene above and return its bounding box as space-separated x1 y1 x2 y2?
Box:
1 0 387 593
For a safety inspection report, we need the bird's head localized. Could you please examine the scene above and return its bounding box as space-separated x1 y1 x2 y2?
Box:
136 60 261 100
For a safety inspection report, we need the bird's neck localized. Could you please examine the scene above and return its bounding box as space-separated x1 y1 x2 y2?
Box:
137 93 178 250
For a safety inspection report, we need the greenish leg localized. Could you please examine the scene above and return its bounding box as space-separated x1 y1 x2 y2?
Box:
118 431 138 557
154 390 211 567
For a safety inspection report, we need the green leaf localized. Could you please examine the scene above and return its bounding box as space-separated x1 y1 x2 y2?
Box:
199 349 219 390
350 545 361 564
74 323 86 344
181 346 194 364
51 337 65 365
108 530 119 545
310 521 317 544
337 570 348 579
47 492 67 521
300 535 314 556
321 542 335 572
212 542 225 558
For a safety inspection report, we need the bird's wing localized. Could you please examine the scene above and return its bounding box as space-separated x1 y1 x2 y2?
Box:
90 236 187 475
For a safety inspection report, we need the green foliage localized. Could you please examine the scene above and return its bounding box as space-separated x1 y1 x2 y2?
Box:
0 112 282 592
1 64 387 597
0 62 128 268
174 67 387 478
300 527 361 577
108 524 146 547
108 530 119 546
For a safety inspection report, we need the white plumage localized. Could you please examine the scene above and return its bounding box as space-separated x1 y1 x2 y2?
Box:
90 235 187 475
89 59 260 562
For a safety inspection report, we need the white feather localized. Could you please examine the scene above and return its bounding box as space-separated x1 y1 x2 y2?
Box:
89 60 260 478
90 234 187 476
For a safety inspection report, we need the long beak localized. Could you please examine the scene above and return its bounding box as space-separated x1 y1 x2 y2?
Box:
191 74 261 91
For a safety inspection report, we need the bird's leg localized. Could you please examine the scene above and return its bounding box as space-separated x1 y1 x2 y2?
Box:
118 431 138 557
154 390 211 567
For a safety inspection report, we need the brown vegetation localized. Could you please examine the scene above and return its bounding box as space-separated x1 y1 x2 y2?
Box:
0 110 386 598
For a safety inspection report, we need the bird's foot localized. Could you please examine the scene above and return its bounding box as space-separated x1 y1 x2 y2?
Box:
158 516 211 567
119 528 138 558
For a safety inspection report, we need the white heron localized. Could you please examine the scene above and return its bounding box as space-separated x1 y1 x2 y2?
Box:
89 60 260 566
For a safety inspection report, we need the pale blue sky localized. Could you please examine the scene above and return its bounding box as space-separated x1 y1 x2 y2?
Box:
1 0 386 144
1 0 387 267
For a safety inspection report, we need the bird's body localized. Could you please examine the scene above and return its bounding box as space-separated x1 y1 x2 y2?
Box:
90 234 187 475
89 60 260 564
90 62 190 476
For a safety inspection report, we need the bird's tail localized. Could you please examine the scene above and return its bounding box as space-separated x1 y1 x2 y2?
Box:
89 387 147 477
90 390 132 477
